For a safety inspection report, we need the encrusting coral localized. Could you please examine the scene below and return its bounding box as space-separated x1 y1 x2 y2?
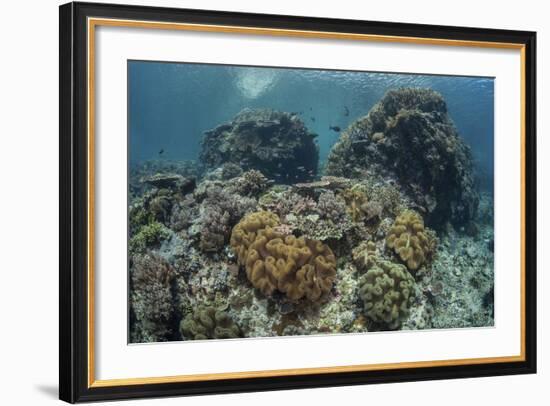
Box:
230 211 337 301
130 252 176 342
386 210 436 271
358 259 416 329
180 306 241 340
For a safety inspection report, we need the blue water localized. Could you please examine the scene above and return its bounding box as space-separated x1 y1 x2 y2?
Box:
129 61 494 186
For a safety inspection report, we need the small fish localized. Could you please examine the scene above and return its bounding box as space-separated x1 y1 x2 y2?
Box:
343 106 349 116
310 132 319 138
158 149 164 155
329 125 341 132
309 107 313 111
310 117 316 122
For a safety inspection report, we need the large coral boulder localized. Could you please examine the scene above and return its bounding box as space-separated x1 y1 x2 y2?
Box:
200 108 319 183
325 88 479 227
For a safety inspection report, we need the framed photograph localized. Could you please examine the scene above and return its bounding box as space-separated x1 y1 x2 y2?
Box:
59 1 536 403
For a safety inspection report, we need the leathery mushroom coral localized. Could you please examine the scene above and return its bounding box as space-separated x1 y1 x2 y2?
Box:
386 210 436 271
180 306 241 340
359 260 416 329
230 211 337 301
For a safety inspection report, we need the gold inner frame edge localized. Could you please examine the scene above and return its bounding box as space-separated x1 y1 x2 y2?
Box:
87 17 527 388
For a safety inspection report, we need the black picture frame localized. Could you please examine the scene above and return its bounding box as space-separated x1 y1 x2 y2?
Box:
59 1 537 403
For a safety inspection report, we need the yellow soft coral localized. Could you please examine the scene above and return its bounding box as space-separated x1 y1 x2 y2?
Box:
230 211 337 301
386 210 436 271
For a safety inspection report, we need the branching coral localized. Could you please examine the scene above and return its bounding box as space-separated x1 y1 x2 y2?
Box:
196 185 257 253
230 211 337 301
130 253 176 342
359 260 416 329
386 210 436 271
180 306 241 340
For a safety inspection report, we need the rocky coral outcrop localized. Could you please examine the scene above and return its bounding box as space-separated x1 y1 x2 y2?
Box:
386 210 437 271
359 259 416 329
326 88 479 227
180 306 241 340
230 211 337 301
200 108 319 183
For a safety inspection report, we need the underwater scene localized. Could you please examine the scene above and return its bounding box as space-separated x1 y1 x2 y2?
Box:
128 61 494 343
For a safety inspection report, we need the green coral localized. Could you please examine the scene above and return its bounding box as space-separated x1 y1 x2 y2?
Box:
230 211 337 301
129 221 170 253
386 210 436 271
359 260 416 329
180 306 241 340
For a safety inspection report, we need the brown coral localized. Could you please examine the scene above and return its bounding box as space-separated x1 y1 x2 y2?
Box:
386 210 436 271
230 211 337 301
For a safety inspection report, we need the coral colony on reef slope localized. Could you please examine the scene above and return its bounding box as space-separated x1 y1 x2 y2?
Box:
129 86 494 343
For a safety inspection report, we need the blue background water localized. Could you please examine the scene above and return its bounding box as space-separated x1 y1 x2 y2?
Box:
129 61 494 187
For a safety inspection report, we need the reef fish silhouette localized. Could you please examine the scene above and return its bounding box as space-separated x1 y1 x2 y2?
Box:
329 125 341 132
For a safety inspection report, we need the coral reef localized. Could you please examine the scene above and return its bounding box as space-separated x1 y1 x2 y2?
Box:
358 259 416 329
326 88 479 227
130 252 177 342
386 210 436 271
230 211 337 301
127 85 494 342
199 108 319 183
180 306 241 340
